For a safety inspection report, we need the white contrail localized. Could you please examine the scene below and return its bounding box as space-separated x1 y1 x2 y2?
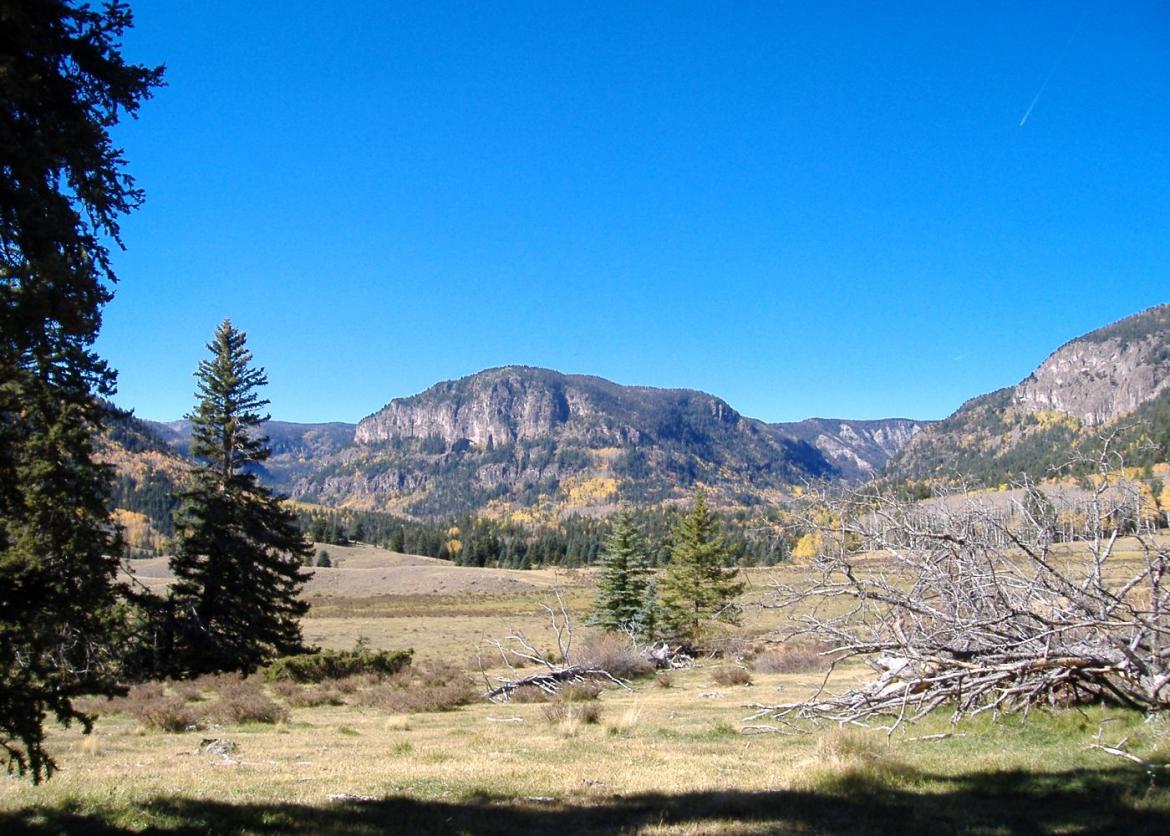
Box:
1018 7 1089 127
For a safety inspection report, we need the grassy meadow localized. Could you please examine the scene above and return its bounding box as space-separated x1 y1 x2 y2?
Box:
4 541 1170 834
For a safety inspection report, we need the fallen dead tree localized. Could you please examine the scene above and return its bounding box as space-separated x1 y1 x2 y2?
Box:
481 589 635 702
749 445 1170 734
485 665 629 701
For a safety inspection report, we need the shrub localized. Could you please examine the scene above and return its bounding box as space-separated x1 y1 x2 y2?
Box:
541 702 568 724
558 681 603 702
273 680 345 708
81 683 205 732
711 666 752 687
352 659 477 713
192 672 247 692
356 681 476 713
576 633 654 679
207 681 289 725
511 685 551 703
542 700 601 725
751 642 829 674
270 680 300 701
264 648 413 683
136 696 204 732
577 702 602 725
171 680 204 702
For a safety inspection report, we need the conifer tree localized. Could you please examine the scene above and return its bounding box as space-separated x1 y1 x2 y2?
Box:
591 508 655 636
168 321 311 676
0 1 162 781
659 491 745 645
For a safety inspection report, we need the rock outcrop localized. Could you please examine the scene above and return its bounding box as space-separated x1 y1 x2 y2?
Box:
888 303 1170 486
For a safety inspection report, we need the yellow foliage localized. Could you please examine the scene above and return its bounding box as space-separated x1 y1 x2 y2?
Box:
590 447 623 464
447 525 460 537
1031 410 1081 432
792 533 820 562
564 476 619 506
112 509 165 553
446 539 462 556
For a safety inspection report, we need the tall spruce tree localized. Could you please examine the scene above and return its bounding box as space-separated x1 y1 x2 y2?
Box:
659 491 745 645
0 1 162 781
591 508 655 637
168 321 311 676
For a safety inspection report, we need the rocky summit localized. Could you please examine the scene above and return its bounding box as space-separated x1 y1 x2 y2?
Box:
291 367 923 517
887 303 1170 487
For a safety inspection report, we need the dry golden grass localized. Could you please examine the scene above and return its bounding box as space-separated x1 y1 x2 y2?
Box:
8 540 1170 833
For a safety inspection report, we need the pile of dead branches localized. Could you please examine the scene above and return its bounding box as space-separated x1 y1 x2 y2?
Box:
480 590 633 702
749 448 1170 733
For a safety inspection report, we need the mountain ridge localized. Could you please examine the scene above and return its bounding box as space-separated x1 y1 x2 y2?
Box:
886 302 1170 486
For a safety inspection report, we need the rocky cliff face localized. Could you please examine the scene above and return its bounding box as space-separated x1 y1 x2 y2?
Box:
140 367 930 520
354 367 642 449
778 418 925 481
1014 334 1170 426
314 366 837 516
887 303 1170 486
280 367 929 517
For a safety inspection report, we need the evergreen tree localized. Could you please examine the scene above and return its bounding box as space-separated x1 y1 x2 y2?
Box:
0 1 162 781
167 321 311 676
658 491 745 645
590 508 655 635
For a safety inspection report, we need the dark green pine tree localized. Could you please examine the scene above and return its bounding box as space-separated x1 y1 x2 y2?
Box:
168 321 311 676
658 491 745 645
0 1 163 782
591 508 655 636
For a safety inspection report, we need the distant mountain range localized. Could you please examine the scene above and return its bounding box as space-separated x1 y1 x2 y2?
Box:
144 369 923 517
121 302 1170 520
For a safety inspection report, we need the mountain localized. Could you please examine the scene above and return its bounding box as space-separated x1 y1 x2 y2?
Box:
98 408 191 555
887 303 1170 487
288 366 923 517
145 419 355 495
777 417 924 482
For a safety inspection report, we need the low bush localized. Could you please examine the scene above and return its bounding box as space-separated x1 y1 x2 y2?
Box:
542 700 602 725
264 648 413 683
577 702 602 724
511 685 551 703
357 680 476 713
207 680 289 725
558 681 603 702
711 666 752 687
576 633 654 679
135 695 203 732
170 680 204 702
751 642 829 674
273 680 346 708
78 683 204 732
353 659 477 713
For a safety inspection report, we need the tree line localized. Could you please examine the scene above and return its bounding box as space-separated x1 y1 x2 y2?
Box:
298 504 791 569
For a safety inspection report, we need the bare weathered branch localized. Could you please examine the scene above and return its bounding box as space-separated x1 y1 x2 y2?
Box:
752 455 1170 731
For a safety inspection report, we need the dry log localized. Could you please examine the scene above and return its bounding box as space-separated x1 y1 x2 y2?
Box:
485 666 630 701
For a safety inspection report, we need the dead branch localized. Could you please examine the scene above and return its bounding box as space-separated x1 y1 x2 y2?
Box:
481 587 637 701
753 448 1170 731
485 666 631 701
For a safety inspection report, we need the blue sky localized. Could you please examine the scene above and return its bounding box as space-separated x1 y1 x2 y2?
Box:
98 1 1170 425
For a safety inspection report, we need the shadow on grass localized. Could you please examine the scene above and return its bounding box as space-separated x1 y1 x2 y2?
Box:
6 766 1168 834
